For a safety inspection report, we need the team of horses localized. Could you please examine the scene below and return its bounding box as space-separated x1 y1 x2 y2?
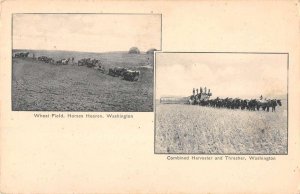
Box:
13 52 140 82
37 56 55 64
189 96 282 112
37 56 74 66
108 67 140 82
14 52 29 58
78 58 100 67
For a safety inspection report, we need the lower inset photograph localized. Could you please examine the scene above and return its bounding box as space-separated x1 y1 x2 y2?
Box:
155 52 288 154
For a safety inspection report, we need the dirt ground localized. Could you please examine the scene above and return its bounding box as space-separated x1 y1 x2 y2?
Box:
12 50 154 112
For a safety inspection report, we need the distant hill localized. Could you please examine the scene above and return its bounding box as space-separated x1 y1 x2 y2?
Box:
13 49 148 55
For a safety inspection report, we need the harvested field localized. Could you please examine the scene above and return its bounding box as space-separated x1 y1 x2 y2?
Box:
12 50 154 112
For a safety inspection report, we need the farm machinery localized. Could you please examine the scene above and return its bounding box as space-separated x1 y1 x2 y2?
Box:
188 87 212 105
159 96 190 104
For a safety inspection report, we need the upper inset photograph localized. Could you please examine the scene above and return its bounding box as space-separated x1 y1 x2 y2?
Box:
12 13 161 112
155 52 288 155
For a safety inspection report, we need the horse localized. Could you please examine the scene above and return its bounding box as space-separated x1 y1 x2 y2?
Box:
257 99 281 112
61 58 70 65
247 99 257 111
14 52 29 58
270 99 282 112
123 70 140 81
240 99 249 110
23 52 29 57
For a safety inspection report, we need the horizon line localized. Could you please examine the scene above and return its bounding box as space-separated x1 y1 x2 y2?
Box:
157 94 288 99
12 48 159 54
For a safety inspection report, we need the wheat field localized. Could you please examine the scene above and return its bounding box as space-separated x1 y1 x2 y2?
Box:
155 101 287 154
12 50 154 112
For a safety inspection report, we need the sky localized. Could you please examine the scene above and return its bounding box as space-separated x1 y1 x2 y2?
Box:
13 14 161 52
156 53 288 99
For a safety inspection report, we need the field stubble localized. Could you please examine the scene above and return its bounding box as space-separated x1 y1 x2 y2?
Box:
12 50 153 111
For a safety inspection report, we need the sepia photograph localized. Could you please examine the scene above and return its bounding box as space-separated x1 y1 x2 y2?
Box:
155 52 288 154
12 13 161 112
1 1 299 194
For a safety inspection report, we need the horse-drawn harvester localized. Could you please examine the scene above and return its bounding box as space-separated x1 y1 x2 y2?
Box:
188 87 212 105
159 86 282 112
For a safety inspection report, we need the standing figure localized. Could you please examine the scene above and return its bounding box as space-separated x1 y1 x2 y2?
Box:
260 95 263 100
204 87 207 94
196 88 199 95
200 87 203 93
193 88 195 96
